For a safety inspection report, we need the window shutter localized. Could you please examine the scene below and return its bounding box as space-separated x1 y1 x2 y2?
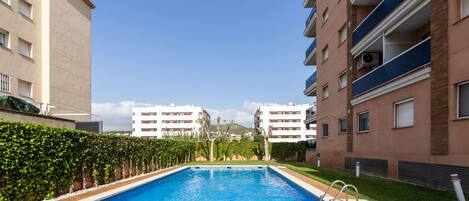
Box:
19 39 31 57
395 100 414 127
18 0 32 18
462 0 469 18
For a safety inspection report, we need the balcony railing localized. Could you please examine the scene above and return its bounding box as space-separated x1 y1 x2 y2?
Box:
305 39 316 59
306 7 317 27
352 37 431 97
352 0 403 45
305 71 317 89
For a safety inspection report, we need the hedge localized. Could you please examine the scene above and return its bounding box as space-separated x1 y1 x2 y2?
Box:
0 121 197 201
271 141 308 162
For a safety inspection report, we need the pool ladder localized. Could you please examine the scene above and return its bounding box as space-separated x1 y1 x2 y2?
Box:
319 180 359 201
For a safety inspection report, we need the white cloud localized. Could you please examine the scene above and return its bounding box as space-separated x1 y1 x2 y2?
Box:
92 100 276 131
92 101 152 131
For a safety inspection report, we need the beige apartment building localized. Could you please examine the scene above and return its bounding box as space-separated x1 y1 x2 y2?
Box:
303 0 469 193
0 0 94 121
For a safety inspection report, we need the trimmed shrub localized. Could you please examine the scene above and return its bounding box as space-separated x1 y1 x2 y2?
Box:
0 120 196 201
271 142 308 162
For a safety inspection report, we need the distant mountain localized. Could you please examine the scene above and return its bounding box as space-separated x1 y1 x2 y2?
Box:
209 123 254 134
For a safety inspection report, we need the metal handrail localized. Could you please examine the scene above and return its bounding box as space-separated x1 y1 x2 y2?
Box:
319 180 347 201
332 184 359 201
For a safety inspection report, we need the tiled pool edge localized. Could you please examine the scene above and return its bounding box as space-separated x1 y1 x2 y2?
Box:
77 165 338 201
82 166 190 201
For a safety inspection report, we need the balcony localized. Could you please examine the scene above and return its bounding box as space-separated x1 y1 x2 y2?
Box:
304 105 317 126
304 39 317 66
352 37 430 97
304 0 316 8
352 0 403 45
304 7 317 37
304 71 317 96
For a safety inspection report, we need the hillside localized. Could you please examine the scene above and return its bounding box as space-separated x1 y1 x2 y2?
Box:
209 123 254 134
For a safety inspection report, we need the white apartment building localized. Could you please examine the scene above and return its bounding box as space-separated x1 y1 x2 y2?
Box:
132 104 209 138
255 103 316 143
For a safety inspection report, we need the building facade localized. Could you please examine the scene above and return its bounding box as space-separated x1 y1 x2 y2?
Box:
132 104 210 138
303 0 469 192
254 103 316 143
0 0 94 121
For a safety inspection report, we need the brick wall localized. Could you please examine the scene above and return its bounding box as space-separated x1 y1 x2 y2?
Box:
430 0 449 155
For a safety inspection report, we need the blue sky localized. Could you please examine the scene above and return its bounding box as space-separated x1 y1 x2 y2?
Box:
91 0 316 130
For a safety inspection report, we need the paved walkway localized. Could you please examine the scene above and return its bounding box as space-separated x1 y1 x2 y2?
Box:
61 165 356 201
279 167 356 200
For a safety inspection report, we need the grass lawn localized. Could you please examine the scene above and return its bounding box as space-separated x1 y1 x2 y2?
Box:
187 161 462 201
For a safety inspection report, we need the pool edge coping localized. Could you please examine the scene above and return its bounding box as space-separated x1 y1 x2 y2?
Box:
81 165 337 201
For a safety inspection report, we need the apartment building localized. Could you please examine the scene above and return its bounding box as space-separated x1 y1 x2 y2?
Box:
0 0 94 121
254 103 316 143
132 104 210 138
303 0 469 192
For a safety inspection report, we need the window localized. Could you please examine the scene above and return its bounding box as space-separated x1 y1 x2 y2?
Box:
458 82 469 118
338 24 347 44
0 30 8 48
322 124 329 137
322 85 329 99
0 73 10 93
394 99 414 128
339 119 347 133
141 128 157 132
322 7 329 23
338 72 347 89
142 120 157 124
18 79 32 98
322 45 329 61
141 112 157 116
462 0 469 18
18 39 32 58
358 111 369 132
18 0 32 19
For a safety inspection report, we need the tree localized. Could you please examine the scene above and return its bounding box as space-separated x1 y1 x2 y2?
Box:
257 126 272 161
199 116 232 161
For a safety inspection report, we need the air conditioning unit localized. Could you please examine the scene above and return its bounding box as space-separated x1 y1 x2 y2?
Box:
358 52 379 69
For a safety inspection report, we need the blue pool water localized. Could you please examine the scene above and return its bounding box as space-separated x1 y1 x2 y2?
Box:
105 167 319 201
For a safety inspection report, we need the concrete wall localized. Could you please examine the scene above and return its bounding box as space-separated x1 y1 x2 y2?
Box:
49 0 92 121
0 108 75 129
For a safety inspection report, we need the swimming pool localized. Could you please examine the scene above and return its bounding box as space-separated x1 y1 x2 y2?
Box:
103 167 319 201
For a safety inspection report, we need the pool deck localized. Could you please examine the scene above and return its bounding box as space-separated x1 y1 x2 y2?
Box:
58 165 358 201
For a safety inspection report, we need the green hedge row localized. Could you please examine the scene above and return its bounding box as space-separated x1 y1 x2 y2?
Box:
271 141 308 162
198 141 268 160
0 121 197 201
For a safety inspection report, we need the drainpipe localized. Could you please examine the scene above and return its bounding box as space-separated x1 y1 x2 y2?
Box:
356 161 360 177
451 174 466 201
317 155 321 168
